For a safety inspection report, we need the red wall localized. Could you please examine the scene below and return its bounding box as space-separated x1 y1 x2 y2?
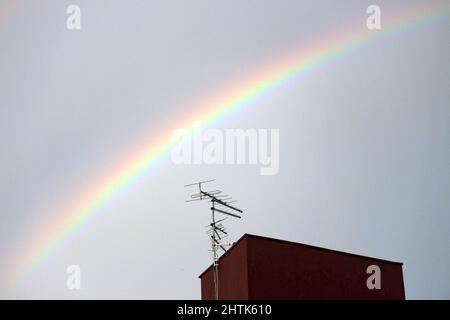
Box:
200 234 405 300
200 237 249 300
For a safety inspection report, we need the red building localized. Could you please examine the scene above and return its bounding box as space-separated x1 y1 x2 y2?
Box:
199 234 405 300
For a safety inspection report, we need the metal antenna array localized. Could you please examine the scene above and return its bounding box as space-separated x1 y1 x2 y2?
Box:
185 179 243 300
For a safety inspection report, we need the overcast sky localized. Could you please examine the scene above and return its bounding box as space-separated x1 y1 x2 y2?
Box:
0 0 449 299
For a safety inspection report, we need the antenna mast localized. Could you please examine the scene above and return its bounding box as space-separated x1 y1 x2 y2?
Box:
185 179 243 300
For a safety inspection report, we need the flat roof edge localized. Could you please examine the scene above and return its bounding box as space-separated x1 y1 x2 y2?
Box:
199 233 403 278
242 233 404 266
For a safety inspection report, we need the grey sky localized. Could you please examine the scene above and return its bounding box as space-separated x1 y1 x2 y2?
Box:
0 0 449 299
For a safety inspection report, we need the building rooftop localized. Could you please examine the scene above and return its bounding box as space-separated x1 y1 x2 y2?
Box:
199 233 403 278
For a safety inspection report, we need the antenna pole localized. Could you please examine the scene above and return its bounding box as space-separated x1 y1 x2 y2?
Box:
185 179 243 300
211 200 219 300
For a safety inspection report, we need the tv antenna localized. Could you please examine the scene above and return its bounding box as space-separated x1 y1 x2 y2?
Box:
185 179 243 300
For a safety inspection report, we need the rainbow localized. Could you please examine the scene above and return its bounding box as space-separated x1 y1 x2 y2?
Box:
2 1 449 297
